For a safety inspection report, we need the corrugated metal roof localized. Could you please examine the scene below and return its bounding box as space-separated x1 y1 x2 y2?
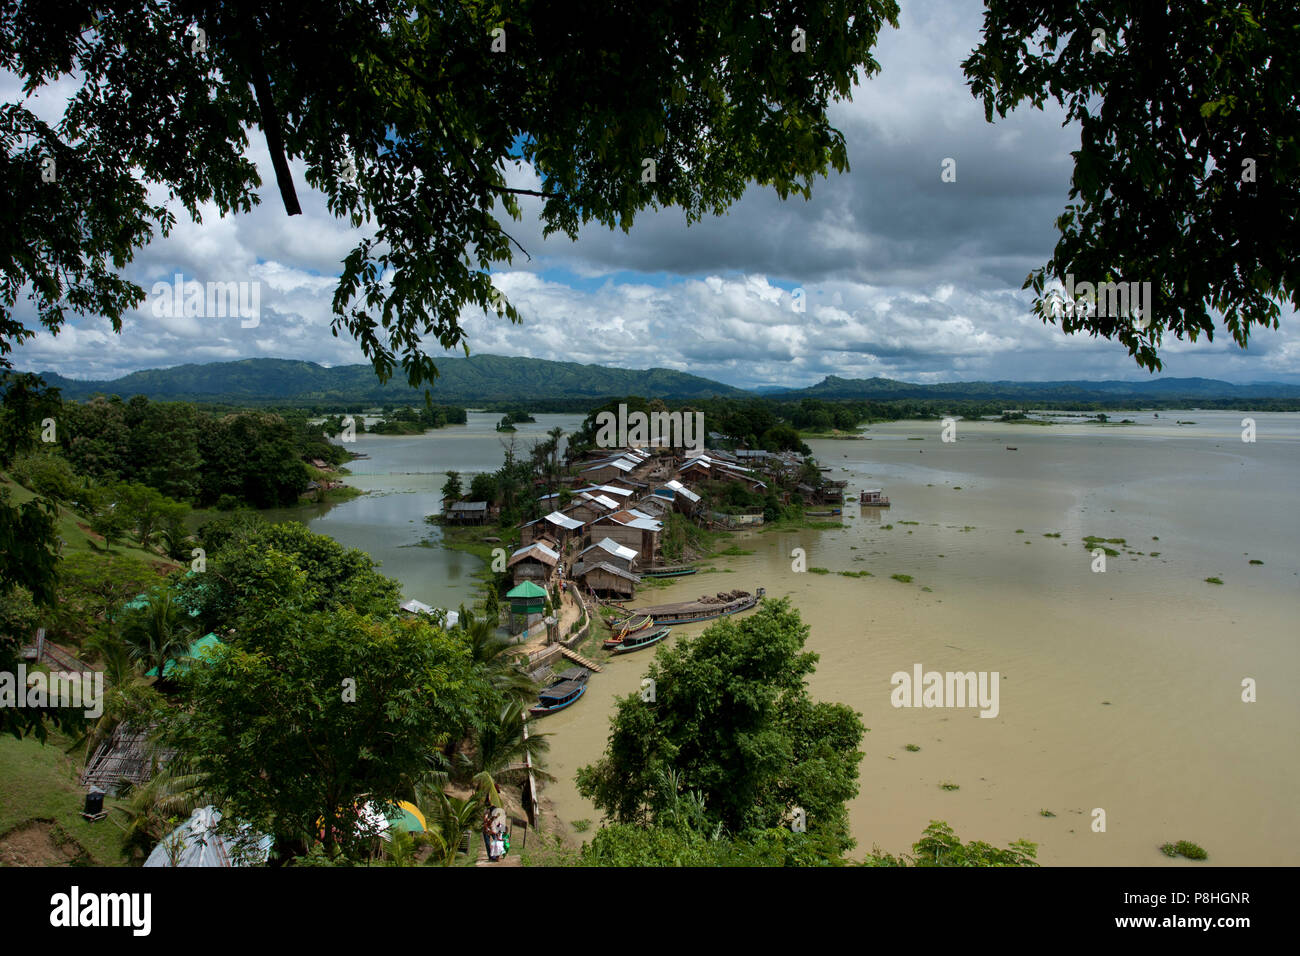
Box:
509 543 559 565
572 561 641 583
544 511 585 530
580 537 638 562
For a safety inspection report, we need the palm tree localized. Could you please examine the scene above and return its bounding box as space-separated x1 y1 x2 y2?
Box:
412 781 482 867
456 609 540 706
113 766 208 863
459 699 554 797
119 590 195 681
77 630 166 765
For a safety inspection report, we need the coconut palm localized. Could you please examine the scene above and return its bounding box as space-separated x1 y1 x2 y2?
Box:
460 699 554 792
113 766 208 863
413 783 482 867
456 609 540 705
119 589 195 681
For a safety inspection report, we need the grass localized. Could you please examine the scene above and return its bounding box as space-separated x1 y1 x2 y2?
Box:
713 545 755 557
0 732 126 866
570 819 591 834
1160 840 1208 861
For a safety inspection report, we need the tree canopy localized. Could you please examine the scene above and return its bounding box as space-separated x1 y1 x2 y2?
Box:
576 598 865 851
0 0 899 387
964 0 1299 369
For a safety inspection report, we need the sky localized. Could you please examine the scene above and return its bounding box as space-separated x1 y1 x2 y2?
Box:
7 3 1298 389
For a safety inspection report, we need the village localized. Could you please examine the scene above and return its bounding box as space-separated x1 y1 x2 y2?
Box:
435 433 855 722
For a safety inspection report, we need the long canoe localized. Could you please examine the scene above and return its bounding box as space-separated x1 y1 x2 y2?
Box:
612 626 671 654
640 566 698 578
627 589 765 626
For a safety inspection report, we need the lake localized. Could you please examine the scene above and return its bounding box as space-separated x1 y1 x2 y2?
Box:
286 408 1300 865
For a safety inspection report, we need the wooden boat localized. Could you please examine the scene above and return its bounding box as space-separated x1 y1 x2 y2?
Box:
859 489 891 507
612 626 670 654
608 614 653 641
640 565 698 578
1005 446 1018 451
549 666 590 686
806 509 842 517
627 588 765 626
530 679 586 716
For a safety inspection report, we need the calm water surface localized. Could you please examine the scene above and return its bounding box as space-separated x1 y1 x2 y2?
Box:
283 409 1300 865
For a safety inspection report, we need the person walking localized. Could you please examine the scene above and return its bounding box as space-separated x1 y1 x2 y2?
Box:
483 807 498 862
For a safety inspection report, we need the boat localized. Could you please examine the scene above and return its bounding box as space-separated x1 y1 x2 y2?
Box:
1005 446 1018 451
806 509 842 517
640 565 698 578
549 666 590 686
859 489 891 507
627 588 765 626
608 614 653 641
530 679 586 716
612 626 671 654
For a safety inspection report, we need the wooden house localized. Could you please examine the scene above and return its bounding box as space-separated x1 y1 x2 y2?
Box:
444 500 488 525
507 542 560 586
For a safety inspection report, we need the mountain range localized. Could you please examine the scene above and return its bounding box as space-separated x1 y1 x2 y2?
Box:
29 356 1300 404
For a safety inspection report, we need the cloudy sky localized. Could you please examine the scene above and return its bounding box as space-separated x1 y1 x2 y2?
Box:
8 3 1298 389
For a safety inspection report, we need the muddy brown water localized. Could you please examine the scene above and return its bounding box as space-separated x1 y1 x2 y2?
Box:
287 410 1300 865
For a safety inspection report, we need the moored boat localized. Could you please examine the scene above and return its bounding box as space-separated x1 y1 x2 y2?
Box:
530 679 586 716
611 626 671 654
608 613 653 641
859 488 891 507
627 588 765 626
640 565 698 578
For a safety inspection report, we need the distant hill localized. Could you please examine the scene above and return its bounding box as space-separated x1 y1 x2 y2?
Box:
37 355 750 404
769 375 1300 402
29 357 1300 406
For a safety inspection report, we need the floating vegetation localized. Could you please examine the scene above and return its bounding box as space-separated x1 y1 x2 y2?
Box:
839 570 873 578
1160 841 1208 860
1249 559 1264 565
1205 577 1224 585
1015 529 1025 534
1040 810 1056 818
960 526 975 532
920 586 933 592
1043 532 1061 538
882 523 894 530
952 486 962 490
904 744 920 752
717 546 756 556
1149 552 1161 557
808 567 831 575
891 573 913 583
898 520 919 525
939 782 960 791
